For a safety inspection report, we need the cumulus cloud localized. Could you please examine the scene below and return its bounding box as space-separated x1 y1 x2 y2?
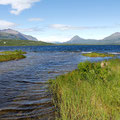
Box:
28 18 44 22
0 19 16 29
0 0 41 15
50 24 116 31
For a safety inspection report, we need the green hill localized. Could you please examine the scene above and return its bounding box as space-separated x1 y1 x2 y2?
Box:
0 39 53 46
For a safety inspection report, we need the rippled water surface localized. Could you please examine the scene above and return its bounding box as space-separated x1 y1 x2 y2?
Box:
0 45 120 120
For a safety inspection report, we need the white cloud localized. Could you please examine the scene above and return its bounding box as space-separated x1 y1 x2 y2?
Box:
28 18 44 22
17 27 43 33
50 24 79 30
50 24 116 31
0 0 41 15
0 19 16 29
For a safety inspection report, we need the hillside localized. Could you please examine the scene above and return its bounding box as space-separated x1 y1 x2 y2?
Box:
0 39 53 46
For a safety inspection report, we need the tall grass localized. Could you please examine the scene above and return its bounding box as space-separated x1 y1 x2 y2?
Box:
49 59 120 120
0 50 26 62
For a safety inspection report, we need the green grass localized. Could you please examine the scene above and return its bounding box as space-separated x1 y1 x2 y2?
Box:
82 52 115 57
0 50 26 55
49 59 120 120
0 50 26 62
0 39 53 46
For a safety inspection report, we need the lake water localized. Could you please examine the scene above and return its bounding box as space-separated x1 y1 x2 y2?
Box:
0 45 120 120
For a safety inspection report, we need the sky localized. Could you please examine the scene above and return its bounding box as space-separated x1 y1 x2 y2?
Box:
0 0 120 42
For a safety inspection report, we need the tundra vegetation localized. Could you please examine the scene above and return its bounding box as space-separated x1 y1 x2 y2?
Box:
49 59 120 120
0 50 26 62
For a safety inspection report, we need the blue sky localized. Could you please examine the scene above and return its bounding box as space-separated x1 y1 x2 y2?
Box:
0 0 120 42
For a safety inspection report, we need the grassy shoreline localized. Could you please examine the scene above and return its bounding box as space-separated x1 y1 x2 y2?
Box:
82 52 115 57
0 50 26 62
49 59 120 120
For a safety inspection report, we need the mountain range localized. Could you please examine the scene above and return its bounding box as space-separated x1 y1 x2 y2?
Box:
0 29 38 41
64 32 120 45
0 29 120 45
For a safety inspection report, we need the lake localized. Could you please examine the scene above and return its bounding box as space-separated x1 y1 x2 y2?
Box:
0 45 120 120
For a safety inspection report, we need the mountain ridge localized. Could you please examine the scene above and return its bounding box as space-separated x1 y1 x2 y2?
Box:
64 32 120 45
0 29 38 41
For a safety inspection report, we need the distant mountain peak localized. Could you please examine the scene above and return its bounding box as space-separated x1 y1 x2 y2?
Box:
64 32 120 45
0 29 38 41
111 32 120 36
64 35 86 44
71 35 83 39
0 29 19 35
73 35 80 38
70 35 85 42
103 32 120 41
